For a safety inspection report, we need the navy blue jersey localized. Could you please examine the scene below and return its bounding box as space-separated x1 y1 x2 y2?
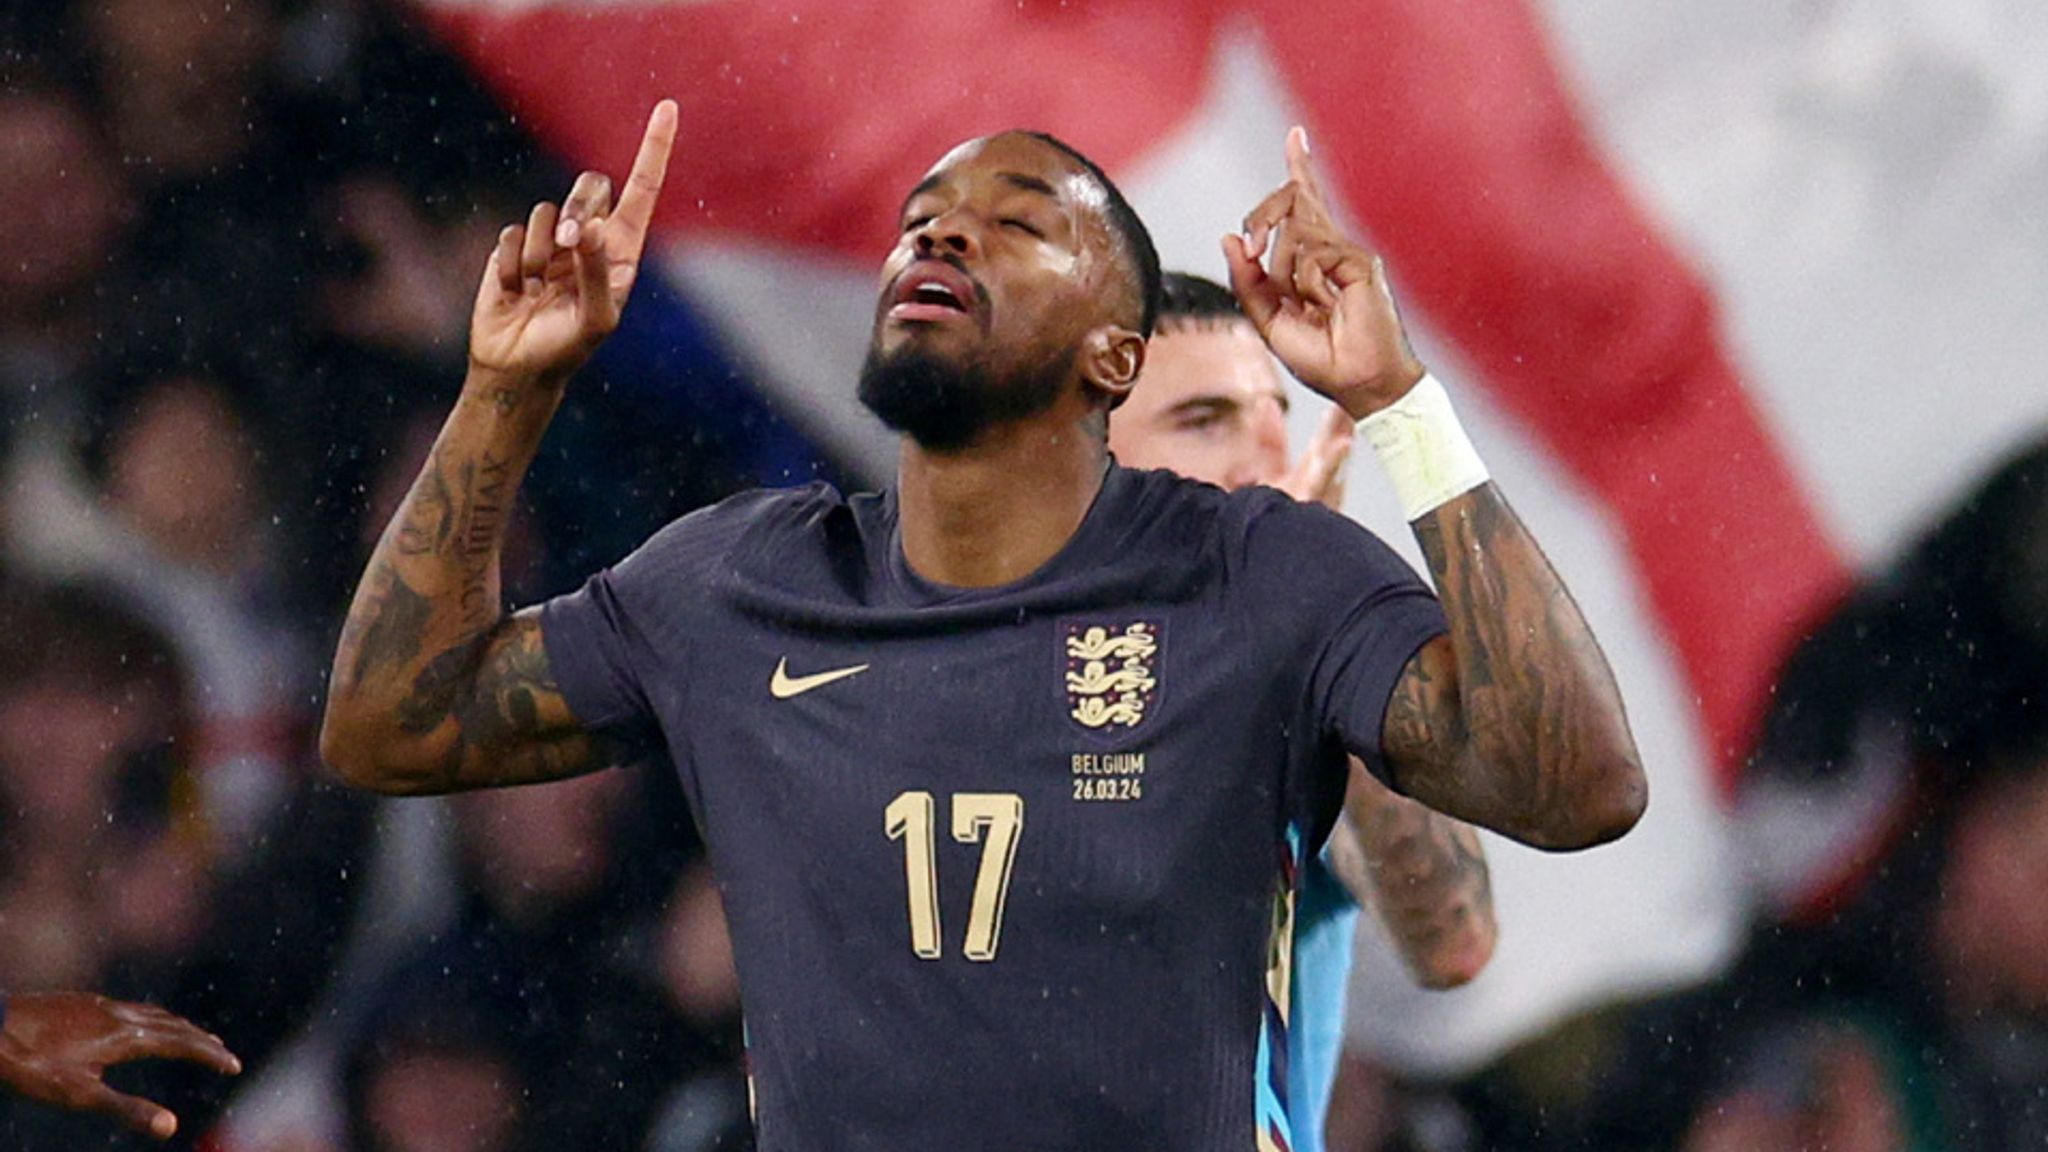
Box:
540 464 1444 1151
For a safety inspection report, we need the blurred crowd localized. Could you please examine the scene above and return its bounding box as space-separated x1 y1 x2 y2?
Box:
0 1 767 1148
0 1 2043 1150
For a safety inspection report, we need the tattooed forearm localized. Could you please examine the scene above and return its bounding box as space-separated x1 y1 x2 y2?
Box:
395 460 456 557
1343 766 1496 989
1382 484 1645 850
454 453 512 632
342 559 433 686
323 371 605 794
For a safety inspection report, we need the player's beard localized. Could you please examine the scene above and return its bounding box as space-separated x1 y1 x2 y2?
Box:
858 342 1068 452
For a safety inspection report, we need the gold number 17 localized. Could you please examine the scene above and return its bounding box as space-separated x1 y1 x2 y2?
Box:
884 791 1024 961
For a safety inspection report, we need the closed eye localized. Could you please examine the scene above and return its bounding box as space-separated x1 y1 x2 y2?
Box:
1001 218 1045 238
1171 401 1236 433
902 215 934 233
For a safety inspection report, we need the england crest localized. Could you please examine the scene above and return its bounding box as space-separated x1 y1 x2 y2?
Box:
1061 619 1162 738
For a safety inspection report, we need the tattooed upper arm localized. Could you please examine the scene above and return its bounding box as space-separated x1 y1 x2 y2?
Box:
1381 623 1643 849
1378 636 1525 843
337 609 625 795
1379 637 1478 806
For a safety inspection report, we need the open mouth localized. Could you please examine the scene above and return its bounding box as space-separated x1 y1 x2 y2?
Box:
888 260 981 324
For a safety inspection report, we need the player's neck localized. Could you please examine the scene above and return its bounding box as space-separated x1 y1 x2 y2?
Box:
896 412 1108 589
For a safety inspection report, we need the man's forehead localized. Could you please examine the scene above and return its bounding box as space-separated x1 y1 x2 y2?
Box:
1142 323 1288 400
914 133 1106 211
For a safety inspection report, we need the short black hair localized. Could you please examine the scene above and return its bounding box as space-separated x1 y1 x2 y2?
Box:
1158 272 1243 324
1021 131 1162 337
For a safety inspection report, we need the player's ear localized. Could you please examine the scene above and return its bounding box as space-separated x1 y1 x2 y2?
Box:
1080 324 1145 410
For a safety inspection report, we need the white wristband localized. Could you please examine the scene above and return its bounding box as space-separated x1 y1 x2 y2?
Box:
1357 374 1490 521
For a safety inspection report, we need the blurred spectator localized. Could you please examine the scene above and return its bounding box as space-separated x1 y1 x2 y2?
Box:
0 580 209 1149
96 373 268 575
656 866 741 1032
1742 435 2048 920
343 981 525 1152
1673 743 2048 1151
643 863 750 1152
315 174 499 364
0 76 130 413
83 0 279 189
75 0 305 384
333 770 745 1152
1732 435 2048 1024
0 581 186 996
73 364 310 855
1680 1014 1927 1152
0 75 112 274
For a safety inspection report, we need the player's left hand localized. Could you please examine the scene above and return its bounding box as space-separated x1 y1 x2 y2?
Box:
0 992 242 1140
1222 127 1425 420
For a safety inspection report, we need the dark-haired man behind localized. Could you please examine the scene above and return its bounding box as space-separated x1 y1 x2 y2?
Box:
322 106 1642 1149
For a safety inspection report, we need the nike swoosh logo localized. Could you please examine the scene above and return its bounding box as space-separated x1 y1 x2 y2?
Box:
769 658 871 700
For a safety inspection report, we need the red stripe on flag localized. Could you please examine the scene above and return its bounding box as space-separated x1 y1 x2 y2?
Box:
420 1 1218 254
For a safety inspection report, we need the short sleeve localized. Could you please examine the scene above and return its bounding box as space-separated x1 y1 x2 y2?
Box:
1313 576 1447 788
536 491 766 740
1239 495 1447 790
540 568 655 733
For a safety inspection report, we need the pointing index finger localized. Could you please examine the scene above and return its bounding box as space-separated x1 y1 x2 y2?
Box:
1285 127 1314 186
609 99 680 262
1284 125 1337 223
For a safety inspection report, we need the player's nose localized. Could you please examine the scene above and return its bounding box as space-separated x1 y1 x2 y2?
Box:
914 211 983 260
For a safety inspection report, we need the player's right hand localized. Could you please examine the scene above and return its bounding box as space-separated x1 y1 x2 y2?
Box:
469 99 678 386
1222 126 1424 420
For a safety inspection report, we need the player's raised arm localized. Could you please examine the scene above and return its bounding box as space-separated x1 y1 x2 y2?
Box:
1223 127 1645 851
1269 417 1497 984
320 100 678 795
